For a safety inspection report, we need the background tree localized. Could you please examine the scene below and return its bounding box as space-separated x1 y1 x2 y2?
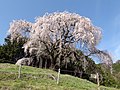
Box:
0 35 25 63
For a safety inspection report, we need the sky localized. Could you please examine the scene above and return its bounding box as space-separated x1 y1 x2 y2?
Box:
0 0 120 62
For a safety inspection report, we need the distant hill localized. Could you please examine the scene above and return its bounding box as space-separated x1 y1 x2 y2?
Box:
0 63 119 90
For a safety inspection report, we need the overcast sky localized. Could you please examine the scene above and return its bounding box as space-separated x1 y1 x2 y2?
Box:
0 0 120 62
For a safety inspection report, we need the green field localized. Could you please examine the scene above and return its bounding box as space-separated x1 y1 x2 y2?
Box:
0 63 119 90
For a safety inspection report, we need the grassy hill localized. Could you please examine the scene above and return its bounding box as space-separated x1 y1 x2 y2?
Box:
0 63 119 90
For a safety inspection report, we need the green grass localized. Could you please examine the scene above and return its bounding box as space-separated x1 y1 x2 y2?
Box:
0 63 119 90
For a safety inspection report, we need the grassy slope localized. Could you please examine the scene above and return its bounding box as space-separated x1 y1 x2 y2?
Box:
0 63 119 90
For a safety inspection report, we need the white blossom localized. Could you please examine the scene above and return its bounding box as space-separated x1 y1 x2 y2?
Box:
8 12 112 70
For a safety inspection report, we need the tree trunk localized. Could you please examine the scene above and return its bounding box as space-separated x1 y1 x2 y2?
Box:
37 56 40 68
65 60 68 69
45 59 47 69
39 57 43 68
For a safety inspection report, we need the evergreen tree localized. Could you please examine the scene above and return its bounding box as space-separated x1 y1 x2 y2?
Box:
0 35 25 63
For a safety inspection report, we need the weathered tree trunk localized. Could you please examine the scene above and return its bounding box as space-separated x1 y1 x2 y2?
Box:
39 57 43 68
65 59 68 69
45 59 47 69
110 65 113 74
36 56 40 68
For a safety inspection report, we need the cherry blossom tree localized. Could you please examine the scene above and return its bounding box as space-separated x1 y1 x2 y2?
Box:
8 12 113 73
8 20 32 42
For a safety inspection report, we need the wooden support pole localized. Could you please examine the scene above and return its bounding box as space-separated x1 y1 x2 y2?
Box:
57 68 60 84
18 65 22 78
96 73 100 90
56 31 61 84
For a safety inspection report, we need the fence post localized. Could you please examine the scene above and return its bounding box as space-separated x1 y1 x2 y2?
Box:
57 68 60 84
96 73 100 90
18 65 22 78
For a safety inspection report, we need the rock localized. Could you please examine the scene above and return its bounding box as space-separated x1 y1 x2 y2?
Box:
15 57 32 66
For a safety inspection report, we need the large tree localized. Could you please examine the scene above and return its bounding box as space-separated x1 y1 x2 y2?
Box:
8 12 113 73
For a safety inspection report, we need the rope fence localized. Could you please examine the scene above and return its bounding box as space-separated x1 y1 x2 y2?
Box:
0 66 100 90
0 65 100 89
